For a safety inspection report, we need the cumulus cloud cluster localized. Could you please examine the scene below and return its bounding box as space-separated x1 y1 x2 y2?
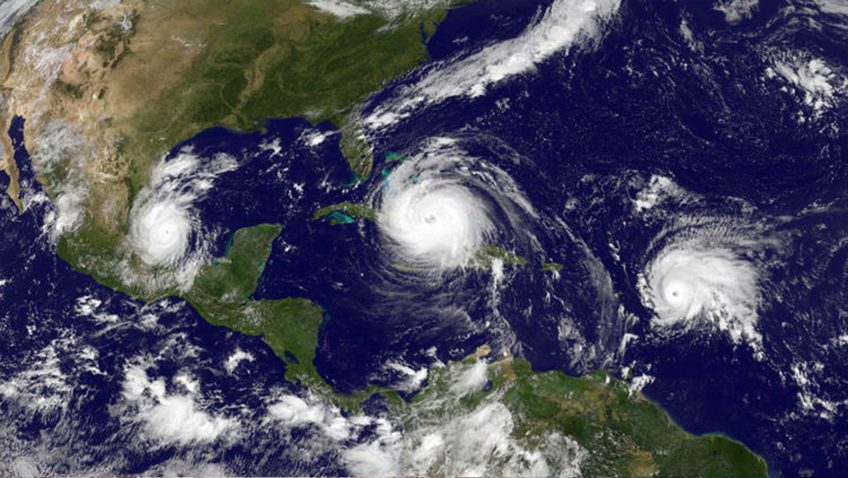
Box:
121 365 236 446
769 53 848 117
632 175 685 213
265 391 402 475
0 341 74 415
307 0 447 19
307 0 370 19
714 0 759 24
263 360 586 477
31 120 88 240
391 361 585 477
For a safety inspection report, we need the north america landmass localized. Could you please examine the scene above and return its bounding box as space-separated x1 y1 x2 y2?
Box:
0 1 767 475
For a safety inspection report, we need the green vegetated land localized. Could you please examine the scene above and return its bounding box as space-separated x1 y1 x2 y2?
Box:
185 224 328 388
8 0 769 468
184 223 396 410
192 223 766 476
475 244 528 268
55 0 448 293
121 0 445 192
404 349 767 477
500 360 767 477
313 201 378 224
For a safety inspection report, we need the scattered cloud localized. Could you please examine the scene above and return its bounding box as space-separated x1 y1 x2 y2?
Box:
308 0 369 19
120 364 237 446
714 0 758 24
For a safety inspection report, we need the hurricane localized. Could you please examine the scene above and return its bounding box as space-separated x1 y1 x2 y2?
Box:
377 164 494 270
125 151 237 290
373 138 536 274
130 201 194 267
638 218 768 347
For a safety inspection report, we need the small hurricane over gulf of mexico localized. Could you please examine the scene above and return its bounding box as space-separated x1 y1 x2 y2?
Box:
638 218 770 349
125 150 237 291
374 138 536 273
130 201 194 267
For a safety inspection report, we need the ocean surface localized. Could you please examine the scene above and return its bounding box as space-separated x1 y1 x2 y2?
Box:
1 0 848 475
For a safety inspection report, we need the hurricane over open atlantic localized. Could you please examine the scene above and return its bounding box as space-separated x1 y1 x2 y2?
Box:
1 0 847 476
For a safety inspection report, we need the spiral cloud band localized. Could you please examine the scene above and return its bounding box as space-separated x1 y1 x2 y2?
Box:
126 151 237 289
130 201 194 266
375 138 534 273
379 171 493 270
639 226 764 347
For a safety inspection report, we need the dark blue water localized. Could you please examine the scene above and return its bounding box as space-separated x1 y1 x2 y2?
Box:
357 0 848 474
3 0 848 475
0 119 348 475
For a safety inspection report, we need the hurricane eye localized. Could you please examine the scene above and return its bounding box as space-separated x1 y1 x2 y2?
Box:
372 141 534 274
640 242 762 348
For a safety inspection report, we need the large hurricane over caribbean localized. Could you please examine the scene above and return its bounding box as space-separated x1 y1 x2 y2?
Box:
373 137 536 274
